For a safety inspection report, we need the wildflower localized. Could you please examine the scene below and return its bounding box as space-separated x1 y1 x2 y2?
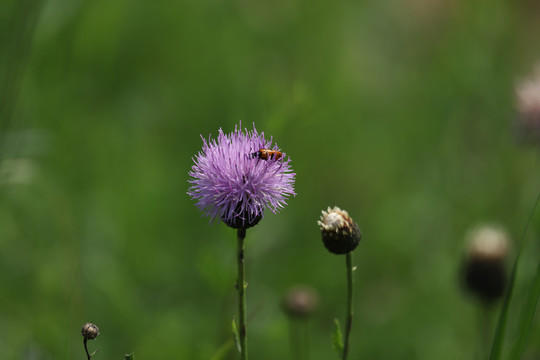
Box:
188 123 296 360
462 225 509 304
317 206 362 360
188 123 296 229
318 206 361 254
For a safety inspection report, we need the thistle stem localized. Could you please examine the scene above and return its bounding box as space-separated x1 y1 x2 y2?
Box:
237 228 248 360
289 319 309 360
83 339 91 360
343 251 354 360
479 305 492 360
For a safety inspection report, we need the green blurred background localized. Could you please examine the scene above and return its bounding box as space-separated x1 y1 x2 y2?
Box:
2 0 540 359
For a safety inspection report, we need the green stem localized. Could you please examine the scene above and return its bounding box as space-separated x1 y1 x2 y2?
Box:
289 319 300 360
479 305 491 360
289 319 309 360
510 258 540 358
83 339 91 360
237 228 248 360
343 252 354 360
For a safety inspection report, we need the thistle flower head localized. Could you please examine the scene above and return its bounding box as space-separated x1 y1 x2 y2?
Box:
318 206 361 254
462 225 510 304
188 122 296 228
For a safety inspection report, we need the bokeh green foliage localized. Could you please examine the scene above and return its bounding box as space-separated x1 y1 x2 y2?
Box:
2 0 540 359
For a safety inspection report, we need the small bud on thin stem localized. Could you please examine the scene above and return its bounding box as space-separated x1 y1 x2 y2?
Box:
318 206 361 359
81 323 100 360
282 285 318 360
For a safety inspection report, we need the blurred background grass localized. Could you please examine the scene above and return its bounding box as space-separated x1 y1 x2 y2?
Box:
2 0 540 359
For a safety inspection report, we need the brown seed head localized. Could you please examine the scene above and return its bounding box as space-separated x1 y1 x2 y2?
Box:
318 206 361 254
81 323 100 340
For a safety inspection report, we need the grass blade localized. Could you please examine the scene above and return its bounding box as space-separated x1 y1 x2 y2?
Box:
510 255 540 358
489 192 540 360
210 339 234 360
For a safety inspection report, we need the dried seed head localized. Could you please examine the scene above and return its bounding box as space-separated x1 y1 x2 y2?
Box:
463 225 510 304
318 206 361 254
282 285 319 319
466 226 509 262
516 66 540 143
81 323 100 340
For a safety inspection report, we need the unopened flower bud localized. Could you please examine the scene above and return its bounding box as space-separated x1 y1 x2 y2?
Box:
318 206 361 254
462 225 510 304
81 323 100 340
282 285 319 319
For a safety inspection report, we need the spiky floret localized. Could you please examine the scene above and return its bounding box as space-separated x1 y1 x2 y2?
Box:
188 123 296 228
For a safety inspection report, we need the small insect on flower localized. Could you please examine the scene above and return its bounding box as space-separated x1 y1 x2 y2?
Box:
251 149 283 161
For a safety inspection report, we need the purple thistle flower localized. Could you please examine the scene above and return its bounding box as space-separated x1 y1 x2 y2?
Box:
188 122 296 228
